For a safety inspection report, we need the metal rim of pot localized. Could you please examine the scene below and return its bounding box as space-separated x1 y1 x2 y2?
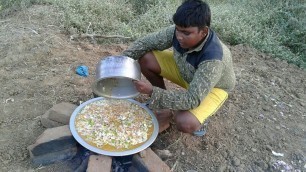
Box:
69 97 159 156
92 55 141 99
91 76 140 99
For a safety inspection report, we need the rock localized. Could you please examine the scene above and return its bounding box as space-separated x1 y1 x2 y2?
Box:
240 155 247 160
221 151 228 159
214 142 221 149
232 157 241 166
27 125 78 166
47 102 77 124
246 117 253 123
154 149 173 160
41 111 63 128
265 145 273 152
227 150 234 158
74 158 89 172
8 149 14 156
251 129 256 134
217 164 227 172
139 149 147 158
30 147 77 167
235 127 242 132
227 166 236 172
262 106 270 111
255 160 268 170
132 148 171 172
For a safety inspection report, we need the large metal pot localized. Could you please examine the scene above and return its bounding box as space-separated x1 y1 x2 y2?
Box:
69 97 159 156
92 55 141 99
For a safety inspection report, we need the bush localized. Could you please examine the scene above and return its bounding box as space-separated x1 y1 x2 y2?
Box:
208 0 306 68
0 0 47 16
1 0 305 68
37 0 180 39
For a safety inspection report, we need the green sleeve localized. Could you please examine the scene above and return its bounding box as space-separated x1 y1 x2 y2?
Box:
148 60 224 110
122 26 175 60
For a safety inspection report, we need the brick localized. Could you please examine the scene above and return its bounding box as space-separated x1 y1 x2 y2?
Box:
48 102 77 124
154 149 173 160
132 155 149 172
132 148 171 172
30 136 76 156
41 109 63 128
29 146 77 166
33 125 72 143
27 125 78 166
74 156 90 172
87 155 112 172
128 166 140 172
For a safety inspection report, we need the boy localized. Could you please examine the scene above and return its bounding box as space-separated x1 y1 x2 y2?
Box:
122 0 235 136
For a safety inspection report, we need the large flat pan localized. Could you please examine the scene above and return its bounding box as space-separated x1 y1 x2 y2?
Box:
69 97 159 156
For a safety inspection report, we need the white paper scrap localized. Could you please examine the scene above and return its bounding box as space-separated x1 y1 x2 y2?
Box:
272 150 284 157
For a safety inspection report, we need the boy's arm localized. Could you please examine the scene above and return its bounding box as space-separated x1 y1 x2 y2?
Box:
147 60 224 110
122 26 175 60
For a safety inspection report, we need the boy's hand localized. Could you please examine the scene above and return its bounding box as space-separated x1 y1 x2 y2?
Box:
133 80 153 96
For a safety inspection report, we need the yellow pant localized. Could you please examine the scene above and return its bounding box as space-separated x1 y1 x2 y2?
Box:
153 50 228 123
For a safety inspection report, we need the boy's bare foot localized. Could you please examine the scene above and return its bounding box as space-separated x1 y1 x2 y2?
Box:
154 109 173 133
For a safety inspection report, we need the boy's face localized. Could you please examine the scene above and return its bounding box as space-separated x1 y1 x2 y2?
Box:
175 25 207 49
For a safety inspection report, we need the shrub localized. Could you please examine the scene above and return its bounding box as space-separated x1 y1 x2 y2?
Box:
208 0 306 68
1 0 305 68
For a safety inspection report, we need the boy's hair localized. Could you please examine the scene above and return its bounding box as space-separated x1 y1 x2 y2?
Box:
173 0 211 28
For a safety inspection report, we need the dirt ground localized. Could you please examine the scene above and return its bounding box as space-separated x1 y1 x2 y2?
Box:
0 5 305 172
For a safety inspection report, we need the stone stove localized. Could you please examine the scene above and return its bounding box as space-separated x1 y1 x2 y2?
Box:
72 145 135 172
28 102 170 172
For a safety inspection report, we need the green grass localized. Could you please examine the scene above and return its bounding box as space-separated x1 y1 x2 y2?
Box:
208 0 306 68
1 0 305 68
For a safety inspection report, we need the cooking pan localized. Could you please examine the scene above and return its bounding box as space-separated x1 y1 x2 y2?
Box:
69 97 159 156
